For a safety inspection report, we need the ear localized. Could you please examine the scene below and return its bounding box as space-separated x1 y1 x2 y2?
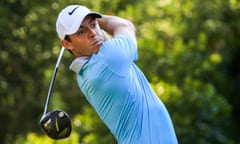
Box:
61 40 73 51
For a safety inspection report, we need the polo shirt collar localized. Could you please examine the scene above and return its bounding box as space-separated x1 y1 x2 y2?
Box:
69 56 89 73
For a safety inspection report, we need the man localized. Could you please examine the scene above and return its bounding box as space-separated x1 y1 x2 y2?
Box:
56 5 178 144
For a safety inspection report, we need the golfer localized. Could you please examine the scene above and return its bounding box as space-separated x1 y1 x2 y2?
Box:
56 5 178 144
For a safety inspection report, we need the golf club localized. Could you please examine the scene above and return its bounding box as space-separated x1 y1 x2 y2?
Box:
40 47 72 139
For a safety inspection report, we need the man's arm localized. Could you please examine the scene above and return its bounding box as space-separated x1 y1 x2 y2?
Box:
98 15 137 46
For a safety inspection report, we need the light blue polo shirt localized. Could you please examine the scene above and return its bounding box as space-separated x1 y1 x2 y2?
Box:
70 35 178 144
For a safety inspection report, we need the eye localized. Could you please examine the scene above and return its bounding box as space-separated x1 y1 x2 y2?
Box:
76 28 86 35
90 22 97 29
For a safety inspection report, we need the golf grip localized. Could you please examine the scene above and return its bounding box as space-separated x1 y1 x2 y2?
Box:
42 47 65 116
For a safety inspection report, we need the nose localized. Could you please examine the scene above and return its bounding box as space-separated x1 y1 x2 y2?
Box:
88 27 96 38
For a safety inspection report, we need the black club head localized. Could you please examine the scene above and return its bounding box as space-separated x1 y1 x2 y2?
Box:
40 110 72 139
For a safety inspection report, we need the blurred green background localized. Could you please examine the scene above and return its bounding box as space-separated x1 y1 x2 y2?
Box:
0 0 240 143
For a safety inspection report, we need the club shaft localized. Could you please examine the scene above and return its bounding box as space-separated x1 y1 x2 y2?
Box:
43 47 65 116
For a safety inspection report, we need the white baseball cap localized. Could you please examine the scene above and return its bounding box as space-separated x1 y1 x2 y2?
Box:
56 5 102 40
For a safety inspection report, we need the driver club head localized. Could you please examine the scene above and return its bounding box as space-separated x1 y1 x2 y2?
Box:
40 110 72 139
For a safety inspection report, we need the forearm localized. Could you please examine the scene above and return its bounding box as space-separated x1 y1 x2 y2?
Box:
98 15 134 35
97 15 136 45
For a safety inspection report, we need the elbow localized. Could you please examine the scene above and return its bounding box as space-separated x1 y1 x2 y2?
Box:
125 20 137 46
117 20 137 42
124 20 136 33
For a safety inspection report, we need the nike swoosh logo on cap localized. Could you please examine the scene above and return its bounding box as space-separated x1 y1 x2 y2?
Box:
68 7 78 15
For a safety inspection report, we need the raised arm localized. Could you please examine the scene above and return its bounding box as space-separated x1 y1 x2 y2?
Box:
98 15 137 46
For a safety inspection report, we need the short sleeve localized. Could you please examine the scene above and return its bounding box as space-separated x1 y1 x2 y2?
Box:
99 35 138 76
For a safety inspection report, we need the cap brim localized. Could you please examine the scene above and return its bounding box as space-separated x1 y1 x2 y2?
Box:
86 12 102 18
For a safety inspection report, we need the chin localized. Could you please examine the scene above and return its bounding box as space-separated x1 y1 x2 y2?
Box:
94 46 101 54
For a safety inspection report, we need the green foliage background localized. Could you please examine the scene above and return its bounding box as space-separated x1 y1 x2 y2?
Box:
0 0 239 143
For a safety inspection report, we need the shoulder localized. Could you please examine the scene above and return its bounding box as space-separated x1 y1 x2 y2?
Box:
99 35 138 64
102 35 137 54
90 35 137 75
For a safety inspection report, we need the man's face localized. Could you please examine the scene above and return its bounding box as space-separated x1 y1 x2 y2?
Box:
63 16 105 57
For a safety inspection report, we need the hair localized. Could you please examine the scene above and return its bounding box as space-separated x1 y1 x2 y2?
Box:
64 35 71 42
64 35 73 55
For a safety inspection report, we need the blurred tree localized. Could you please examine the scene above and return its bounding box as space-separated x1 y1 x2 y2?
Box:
0 0 55 143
